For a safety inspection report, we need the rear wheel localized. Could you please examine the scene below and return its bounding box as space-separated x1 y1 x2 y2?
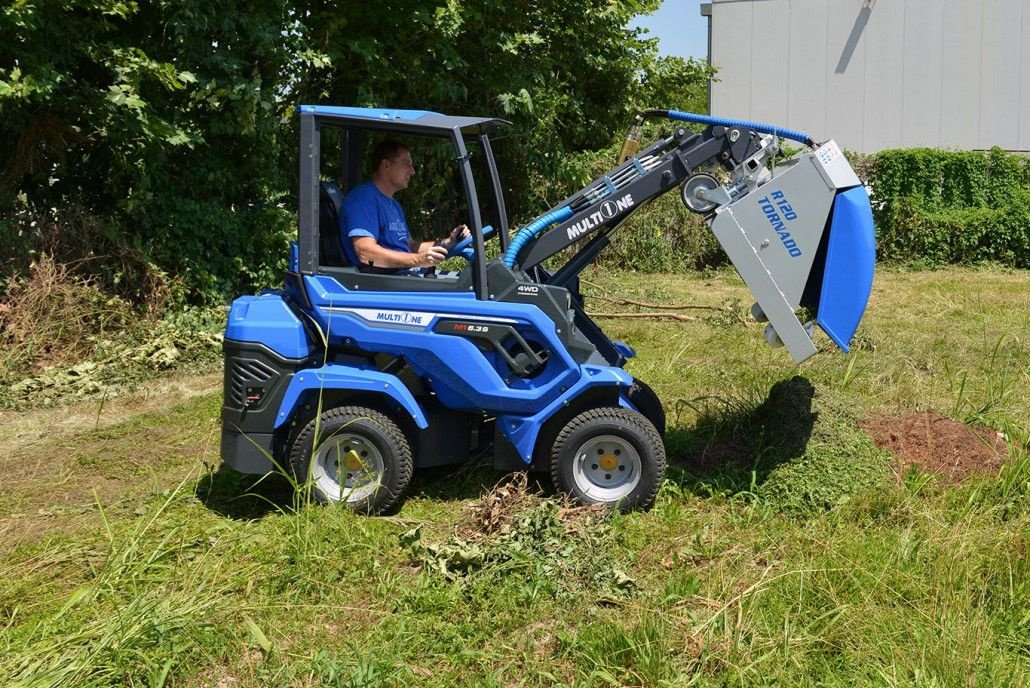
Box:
550 407 665 511
289 405 413 514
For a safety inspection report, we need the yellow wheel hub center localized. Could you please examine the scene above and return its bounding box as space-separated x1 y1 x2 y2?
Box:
598 454 618 471
343 450 364 471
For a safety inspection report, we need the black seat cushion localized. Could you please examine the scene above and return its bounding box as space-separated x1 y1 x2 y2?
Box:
319 182 349 267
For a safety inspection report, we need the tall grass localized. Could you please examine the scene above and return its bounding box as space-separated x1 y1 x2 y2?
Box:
0 267 1027 686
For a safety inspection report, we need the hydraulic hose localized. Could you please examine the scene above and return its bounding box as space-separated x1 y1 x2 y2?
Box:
503 205 574 268
641 108 815 147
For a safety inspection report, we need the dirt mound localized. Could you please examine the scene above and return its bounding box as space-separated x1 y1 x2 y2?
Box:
861 412 1009 485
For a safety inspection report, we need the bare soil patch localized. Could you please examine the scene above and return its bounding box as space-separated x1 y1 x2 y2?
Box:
861 412 1009 485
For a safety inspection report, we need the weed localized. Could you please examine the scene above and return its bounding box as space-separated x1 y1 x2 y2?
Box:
0 255 133 374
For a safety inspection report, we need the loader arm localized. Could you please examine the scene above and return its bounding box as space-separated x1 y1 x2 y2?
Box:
509 110 875 363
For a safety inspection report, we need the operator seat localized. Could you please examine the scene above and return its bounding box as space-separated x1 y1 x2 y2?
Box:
318 181 350 267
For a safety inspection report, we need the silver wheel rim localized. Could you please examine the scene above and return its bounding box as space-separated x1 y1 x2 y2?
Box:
571 434 641 502
311 432 385 503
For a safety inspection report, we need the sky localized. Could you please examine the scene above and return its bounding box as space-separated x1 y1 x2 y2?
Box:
632 0 709 60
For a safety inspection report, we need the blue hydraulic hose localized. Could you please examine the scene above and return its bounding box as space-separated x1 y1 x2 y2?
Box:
503 205 575 268
665 110 815 147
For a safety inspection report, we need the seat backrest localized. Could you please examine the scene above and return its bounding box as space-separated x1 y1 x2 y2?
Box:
319 181 349 267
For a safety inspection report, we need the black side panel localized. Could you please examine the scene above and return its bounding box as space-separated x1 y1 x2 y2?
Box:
317 265 474 292
415 397 480 468
221 340 308 473
221 430 275 474
319 182 349 267
572 304 625 367
485 261 600 365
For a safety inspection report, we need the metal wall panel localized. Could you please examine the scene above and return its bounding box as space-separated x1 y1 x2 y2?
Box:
827 1 868 149
941 2 984 149
860 0 904 152
785 0 829 140
749 1 791 125
710 1 754 117
900 0 944 148
981 0 1024 148
708 0 1029 152
1021 2 1030 149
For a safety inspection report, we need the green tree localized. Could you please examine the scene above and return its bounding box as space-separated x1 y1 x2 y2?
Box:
1 0 295 300
1 0 713 301
291 0 713 217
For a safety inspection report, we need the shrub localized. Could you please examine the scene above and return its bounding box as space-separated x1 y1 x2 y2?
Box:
0 255 134 375
869 147 1030 267
586 145 1030 273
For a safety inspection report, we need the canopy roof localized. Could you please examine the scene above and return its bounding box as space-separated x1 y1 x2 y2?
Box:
298 105 509 135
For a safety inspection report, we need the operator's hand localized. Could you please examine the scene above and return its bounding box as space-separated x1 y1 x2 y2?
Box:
415 243 448 268
441 224 470 250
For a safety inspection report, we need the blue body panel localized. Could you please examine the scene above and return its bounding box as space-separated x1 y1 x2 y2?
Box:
224 271 632 463
817 186 876 352
498 365 633 463
289 241 299 272
303 275 584 414
225 294 311 359
274 364 428 430
301 274 628 451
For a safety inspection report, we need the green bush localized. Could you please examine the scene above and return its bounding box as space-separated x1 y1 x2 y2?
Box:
869 147 1030 267
593 145 1030 273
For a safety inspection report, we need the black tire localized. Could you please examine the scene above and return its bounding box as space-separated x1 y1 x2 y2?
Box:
288 405 413 515
627 377 666 438
550 407 666 512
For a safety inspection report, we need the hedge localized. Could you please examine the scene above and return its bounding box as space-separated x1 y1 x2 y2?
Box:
595 146 1030 273
866 147 1030 268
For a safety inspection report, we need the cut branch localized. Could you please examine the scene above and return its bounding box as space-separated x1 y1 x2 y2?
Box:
588 312 698 322
590 295 730 312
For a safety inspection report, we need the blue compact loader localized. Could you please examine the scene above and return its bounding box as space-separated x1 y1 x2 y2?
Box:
220 106 875 514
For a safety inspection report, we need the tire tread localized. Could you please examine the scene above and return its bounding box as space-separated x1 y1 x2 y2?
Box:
550 406 665 511
288 405 413 514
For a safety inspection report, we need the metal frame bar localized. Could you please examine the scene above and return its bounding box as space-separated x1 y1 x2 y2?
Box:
479 133 510 252
515 128 740 271
298 111 497 300
298 113 320 275
453 131 488 299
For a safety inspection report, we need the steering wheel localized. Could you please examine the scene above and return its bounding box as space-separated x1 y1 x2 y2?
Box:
446 225 495 261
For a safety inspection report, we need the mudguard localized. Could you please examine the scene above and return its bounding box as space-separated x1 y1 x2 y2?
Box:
225 293 312 359
274 364 429 430
496 364 633 463
817 186 876 351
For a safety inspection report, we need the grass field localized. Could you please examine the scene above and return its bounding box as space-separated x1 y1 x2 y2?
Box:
1 267 1027 687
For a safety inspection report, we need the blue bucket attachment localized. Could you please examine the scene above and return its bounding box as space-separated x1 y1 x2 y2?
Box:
816 186 876 352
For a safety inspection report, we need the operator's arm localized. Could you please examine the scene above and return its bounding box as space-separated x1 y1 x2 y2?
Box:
352 237 446 269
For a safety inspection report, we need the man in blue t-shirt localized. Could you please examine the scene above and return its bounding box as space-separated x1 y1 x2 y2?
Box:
340 140 469 272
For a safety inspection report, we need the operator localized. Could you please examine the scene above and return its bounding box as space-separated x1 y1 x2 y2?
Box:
340 139 470 273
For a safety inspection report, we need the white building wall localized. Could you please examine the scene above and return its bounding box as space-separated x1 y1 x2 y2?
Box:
707 0 1029 152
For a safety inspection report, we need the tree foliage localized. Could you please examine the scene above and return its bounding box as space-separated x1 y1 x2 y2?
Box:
1 0 713 302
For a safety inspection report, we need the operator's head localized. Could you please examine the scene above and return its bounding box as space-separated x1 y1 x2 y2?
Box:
370 139 415 195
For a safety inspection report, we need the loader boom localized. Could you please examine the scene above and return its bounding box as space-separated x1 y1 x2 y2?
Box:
510 110 875 363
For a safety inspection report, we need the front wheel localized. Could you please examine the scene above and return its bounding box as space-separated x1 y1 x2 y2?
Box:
550 407 665 512
288 405 413 515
